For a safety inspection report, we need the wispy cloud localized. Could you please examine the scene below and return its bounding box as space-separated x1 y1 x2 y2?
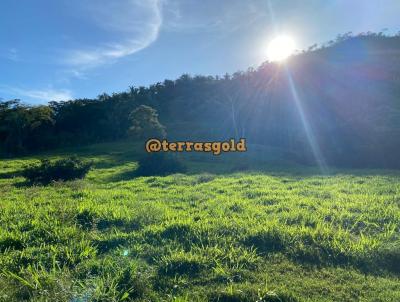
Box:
162 0 267 33
1 48 19 62
63 0 162 69
0 86 73 103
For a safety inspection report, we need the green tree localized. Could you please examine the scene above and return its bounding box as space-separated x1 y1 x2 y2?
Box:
0 100 54 153
128 105 166 140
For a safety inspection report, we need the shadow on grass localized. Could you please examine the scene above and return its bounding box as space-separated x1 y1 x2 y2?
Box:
0 170 23 179
105 156 400 184
0 170 33 188
242 229 400 277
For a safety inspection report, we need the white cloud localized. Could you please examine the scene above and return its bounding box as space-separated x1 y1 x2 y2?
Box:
8 48 19 61
0 48 19 62
64 0 162 69
1 86 73 102
162 0 266 33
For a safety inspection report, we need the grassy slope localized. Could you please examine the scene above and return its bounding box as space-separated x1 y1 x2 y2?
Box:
0 141 399 302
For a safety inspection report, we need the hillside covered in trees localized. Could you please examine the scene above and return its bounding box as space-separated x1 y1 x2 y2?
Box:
1 33 400 169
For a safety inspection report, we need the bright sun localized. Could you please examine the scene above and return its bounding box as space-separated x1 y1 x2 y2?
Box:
267 35 296 62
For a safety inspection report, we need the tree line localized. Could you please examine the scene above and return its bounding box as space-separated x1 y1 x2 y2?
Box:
1 33 400 168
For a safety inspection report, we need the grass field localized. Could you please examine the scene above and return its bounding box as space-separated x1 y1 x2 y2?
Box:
0 141 399 301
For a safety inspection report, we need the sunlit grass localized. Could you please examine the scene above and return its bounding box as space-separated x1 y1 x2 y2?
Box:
0 141 399 301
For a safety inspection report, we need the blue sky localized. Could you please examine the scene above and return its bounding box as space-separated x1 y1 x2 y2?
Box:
1 0 399 104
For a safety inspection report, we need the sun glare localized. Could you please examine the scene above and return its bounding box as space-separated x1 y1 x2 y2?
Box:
267 35 296 62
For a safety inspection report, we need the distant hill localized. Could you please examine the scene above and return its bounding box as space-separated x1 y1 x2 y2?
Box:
1 33 400 168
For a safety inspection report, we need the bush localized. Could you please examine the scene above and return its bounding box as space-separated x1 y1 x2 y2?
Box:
22 156 92 184
135 153 186 176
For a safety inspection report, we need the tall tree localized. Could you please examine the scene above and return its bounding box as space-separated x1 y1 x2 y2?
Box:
128 105 166 140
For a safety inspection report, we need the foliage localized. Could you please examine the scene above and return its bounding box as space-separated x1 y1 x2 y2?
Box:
1 34 400 169
0 100 54 154
128 104 166 140
135 152 186 176
0 141 399 301
22 156 92 184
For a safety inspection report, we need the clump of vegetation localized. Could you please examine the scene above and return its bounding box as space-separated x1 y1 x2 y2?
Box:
135 153 186 176
128 105 166 139
22 156 92 184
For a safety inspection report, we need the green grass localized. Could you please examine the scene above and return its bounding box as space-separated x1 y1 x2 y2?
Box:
0 141 399 301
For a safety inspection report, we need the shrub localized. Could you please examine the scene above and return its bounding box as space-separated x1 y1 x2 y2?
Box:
135 153 186 176
22 156 92 184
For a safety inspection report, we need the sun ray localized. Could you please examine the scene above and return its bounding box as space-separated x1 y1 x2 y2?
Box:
285 66 329 174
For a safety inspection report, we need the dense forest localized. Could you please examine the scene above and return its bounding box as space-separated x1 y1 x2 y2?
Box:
1 33 400 168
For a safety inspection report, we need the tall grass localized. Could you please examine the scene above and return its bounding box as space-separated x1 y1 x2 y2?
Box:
0 141 399 301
